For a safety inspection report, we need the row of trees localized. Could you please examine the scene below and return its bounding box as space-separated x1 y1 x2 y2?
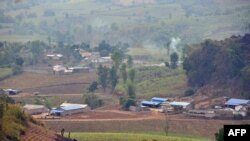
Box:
88 47 136 110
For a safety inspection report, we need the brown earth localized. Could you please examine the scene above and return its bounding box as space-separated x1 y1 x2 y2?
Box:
21 123 72 141
0 72 97 94
3 72 250 140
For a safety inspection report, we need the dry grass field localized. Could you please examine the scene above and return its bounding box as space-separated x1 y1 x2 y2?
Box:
0 72 97 93
43 118 250 140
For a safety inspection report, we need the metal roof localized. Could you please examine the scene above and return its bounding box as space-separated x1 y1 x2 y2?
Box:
141 100 161 106
225 98 250 106
60 105 84 111
60 103 88 108
50 109 64 113
170 101 190 107
151 97 168 102
24 104 46 110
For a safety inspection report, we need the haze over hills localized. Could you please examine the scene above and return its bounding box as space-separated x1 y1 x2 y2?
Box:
1 1 250 141
0 0 249 47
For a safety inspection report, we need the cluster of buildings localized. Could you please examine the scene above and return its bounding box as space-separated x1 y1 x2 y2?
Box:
52 65 91 75
140 97 250 119
141 97 191 112
23 102 90 117
2 88 21 95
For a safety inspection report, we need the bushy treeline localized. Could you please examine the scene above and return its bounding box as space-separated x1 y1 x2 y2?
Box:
183 34 250 97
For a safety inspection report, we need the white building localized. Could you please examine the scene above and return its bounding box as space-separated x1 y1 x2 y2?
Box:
24 104 49 115
50 103 90 116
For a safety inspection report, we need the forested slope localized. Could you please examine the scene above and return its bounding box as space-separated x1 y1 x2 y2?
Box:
183 34 250 98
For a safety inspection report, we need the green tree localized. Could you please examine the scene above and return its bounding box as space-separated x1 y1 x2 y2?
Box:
184 88 195 96
111 48 124 71
83 94 103 109
120 63 127 83
110 66 118 92
127 55 133 68
97 65 109 91
0 103 3 140
127 82 136 99
88 81 98 92
170 52 178 69
15 56 24 66
128 68 136 82
215 128 224 141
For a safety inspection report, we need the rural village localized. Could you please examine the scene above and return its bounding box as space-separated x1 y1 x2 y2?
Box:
1 0 250 141
1 44 250 140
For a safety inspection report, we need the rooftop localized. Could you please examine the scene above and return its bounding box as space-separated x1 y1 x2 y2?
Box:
24 104 46 110
60 105 84 111
151 97 168 102
225 98 250 106
60 103 88 108
170 101 190 106
141 100 161 106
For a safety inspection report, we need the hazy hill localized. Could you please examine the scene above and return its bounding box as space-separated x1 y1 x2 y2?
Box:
183 34 250 98
0 0 249 47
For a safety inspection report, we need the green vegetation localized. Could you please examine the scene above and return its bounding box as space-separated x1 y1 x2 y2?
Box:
70 132 209 141
183 34 250 98
97 65 109 91
0 93 26 141
184 88 195 97
0 68 12 80
170 52 179 69
1 0 249 46
88 81 98 92
117 66 186 98
83 93 103 109
215 128 224 141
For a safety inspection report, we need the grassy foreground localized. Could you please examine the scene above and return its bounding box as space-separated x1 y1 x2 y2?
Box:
70 132 210 141
0 67 12 80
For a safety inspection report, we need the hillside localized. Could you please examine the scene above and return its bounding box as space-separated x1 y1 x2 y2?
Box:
21 123 71 141
0 93 70 141
183 34 250 98
0 0 249 46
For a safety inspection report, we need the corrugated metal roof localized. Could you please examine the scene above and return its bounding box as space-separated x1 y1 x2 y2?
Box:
225 98 250 106
50 109 64 113
24 104 46 110
151 97 168 102
141 100 161 106
60 105 84 111
170 101 190 106
60 103 88 108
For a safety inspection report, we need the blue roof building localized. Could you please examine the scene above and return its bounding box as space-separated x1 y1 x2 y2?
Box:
50 103 90 116
141 100 161 107
225 98 250 108
170 101 191 109
151 97 168 103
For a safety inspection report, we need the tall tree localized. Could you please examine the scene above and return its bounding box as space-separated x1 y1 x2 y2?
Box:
121 63 127 83
170 52 179 69
111 48 123 71
127 82 136 99
127 55 133 68
110 66 118 92
97 65 109 91
128 68 136 82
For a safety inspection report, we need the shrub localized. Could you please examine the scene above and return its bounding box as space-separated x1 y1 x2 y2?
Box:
121 98 136 110
233 114 243 120
184 88 195 96
88 81 98 92
83 94 103 109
